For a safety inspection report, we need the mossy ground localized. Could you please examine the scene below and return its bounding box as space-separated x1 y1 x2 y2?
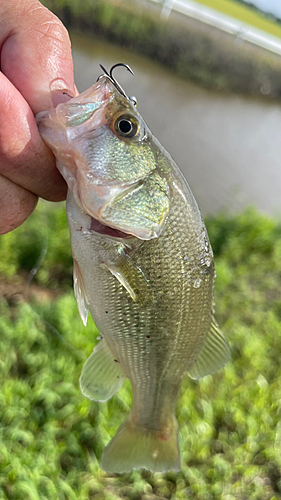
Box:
1 201 281 499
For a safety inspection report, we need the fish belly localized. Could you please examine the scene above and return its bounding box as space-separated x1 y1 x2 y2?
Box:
69 183 214 472
73 185 213 420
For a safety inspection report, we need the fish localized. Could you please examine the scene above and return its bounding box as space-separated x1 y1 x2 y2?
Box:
36 64 230 474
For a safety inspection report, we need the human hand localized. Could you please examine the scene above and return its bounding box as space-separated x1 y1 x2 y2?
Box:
0 0 76 235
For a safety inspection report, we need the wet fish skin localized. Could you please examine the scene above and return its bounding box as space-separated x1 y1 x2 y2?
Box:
36 74 230 473
36 77 171 241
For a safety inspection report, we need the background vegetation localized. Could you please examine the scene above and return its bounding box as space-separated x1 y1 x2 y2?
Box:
1 1 281 498
42 0 281 98
194 0 281 37
1 201 281 499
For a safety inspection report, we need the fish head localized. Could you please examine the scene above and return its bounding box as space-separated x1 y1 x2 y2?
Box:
36 75 172 240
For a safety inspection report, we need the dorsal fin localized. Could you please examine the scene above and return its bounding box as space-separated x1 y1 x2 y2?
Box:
188 317 231 380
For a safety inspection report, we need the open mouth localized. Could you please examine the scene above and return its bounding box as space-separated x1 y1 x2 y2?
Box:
90 217 132 239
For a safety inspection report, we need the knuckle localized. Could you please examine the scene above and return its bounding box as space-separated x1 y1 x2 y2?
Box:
19 2 71 50
36 15 70 45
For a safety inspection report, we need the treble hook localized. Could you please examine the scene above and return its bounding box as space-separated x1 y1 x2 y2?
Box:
98 63 137 105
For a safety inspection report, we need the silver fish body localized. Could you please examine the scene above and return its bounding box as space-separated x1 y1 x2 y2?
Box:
37 71 230 473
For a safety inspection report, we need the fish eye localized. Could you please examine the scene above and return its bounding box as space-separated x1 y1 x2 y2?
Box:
114 114 139 138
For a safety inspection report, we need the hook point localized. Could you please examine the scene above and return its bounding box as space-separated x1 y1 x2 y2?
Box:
98 63 135 102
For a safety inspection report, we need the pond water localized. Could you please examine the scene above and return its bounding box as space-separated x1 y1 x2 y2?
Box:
71 31 281 216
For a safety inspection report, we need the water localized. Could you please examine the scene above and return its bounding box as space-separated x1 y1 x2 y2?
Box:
71 31 281 216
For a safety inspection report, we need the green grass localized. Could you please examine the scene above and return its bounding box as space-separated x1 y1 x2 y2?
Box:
1 201 281 499
194 0 281 39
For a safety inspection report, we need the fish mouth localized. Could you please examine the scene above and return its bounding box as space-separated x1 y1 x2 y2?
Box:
90 216 132 239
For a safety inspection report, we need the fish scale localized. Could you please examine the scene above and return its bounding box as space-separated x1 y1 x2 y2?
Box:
36 69 230 473
70 186 214 430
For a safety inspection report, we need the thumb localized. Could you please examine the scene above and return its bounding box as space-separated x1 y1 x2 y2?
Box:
0 0 76 114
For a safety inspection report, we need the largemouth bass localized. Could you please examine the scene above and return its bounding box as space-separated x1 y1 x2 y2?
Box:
36 64 230 473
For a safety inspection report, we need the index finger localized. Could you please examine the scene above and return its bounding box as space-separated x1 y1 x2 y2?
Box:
0 0 76 113
0 0 76 202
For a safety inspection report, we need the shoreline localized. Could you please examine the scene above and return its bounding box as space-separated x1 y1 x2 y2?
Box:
43 0 281 99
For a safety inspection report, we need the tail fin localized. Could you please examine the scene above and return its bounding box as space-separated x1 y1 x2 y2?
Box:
100 414 180 473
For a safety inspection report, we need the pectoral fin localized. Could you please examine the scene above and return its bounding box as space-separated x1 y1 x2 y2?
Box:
188 317 231 380
104 253 151 306
79 338 126 402
73 259 90 326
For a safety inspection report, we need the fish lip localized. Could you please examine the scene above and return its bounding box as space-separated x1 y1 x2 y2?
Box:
89 216 133 239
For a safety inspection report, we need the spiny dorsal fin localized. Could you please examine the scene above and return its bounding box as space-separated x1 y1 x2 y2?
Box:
188 317 231 380
73 258 90 326
79 338 126 402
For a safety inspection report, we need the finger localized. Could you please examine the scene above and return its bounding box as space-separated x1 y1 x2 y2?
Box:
0 174 38 235
0 71 67 201
0 0 76 114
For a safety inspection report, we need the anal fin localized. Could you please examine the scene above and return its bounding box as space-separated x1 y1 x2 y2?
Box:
79 338 126 402
188 317 231 380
